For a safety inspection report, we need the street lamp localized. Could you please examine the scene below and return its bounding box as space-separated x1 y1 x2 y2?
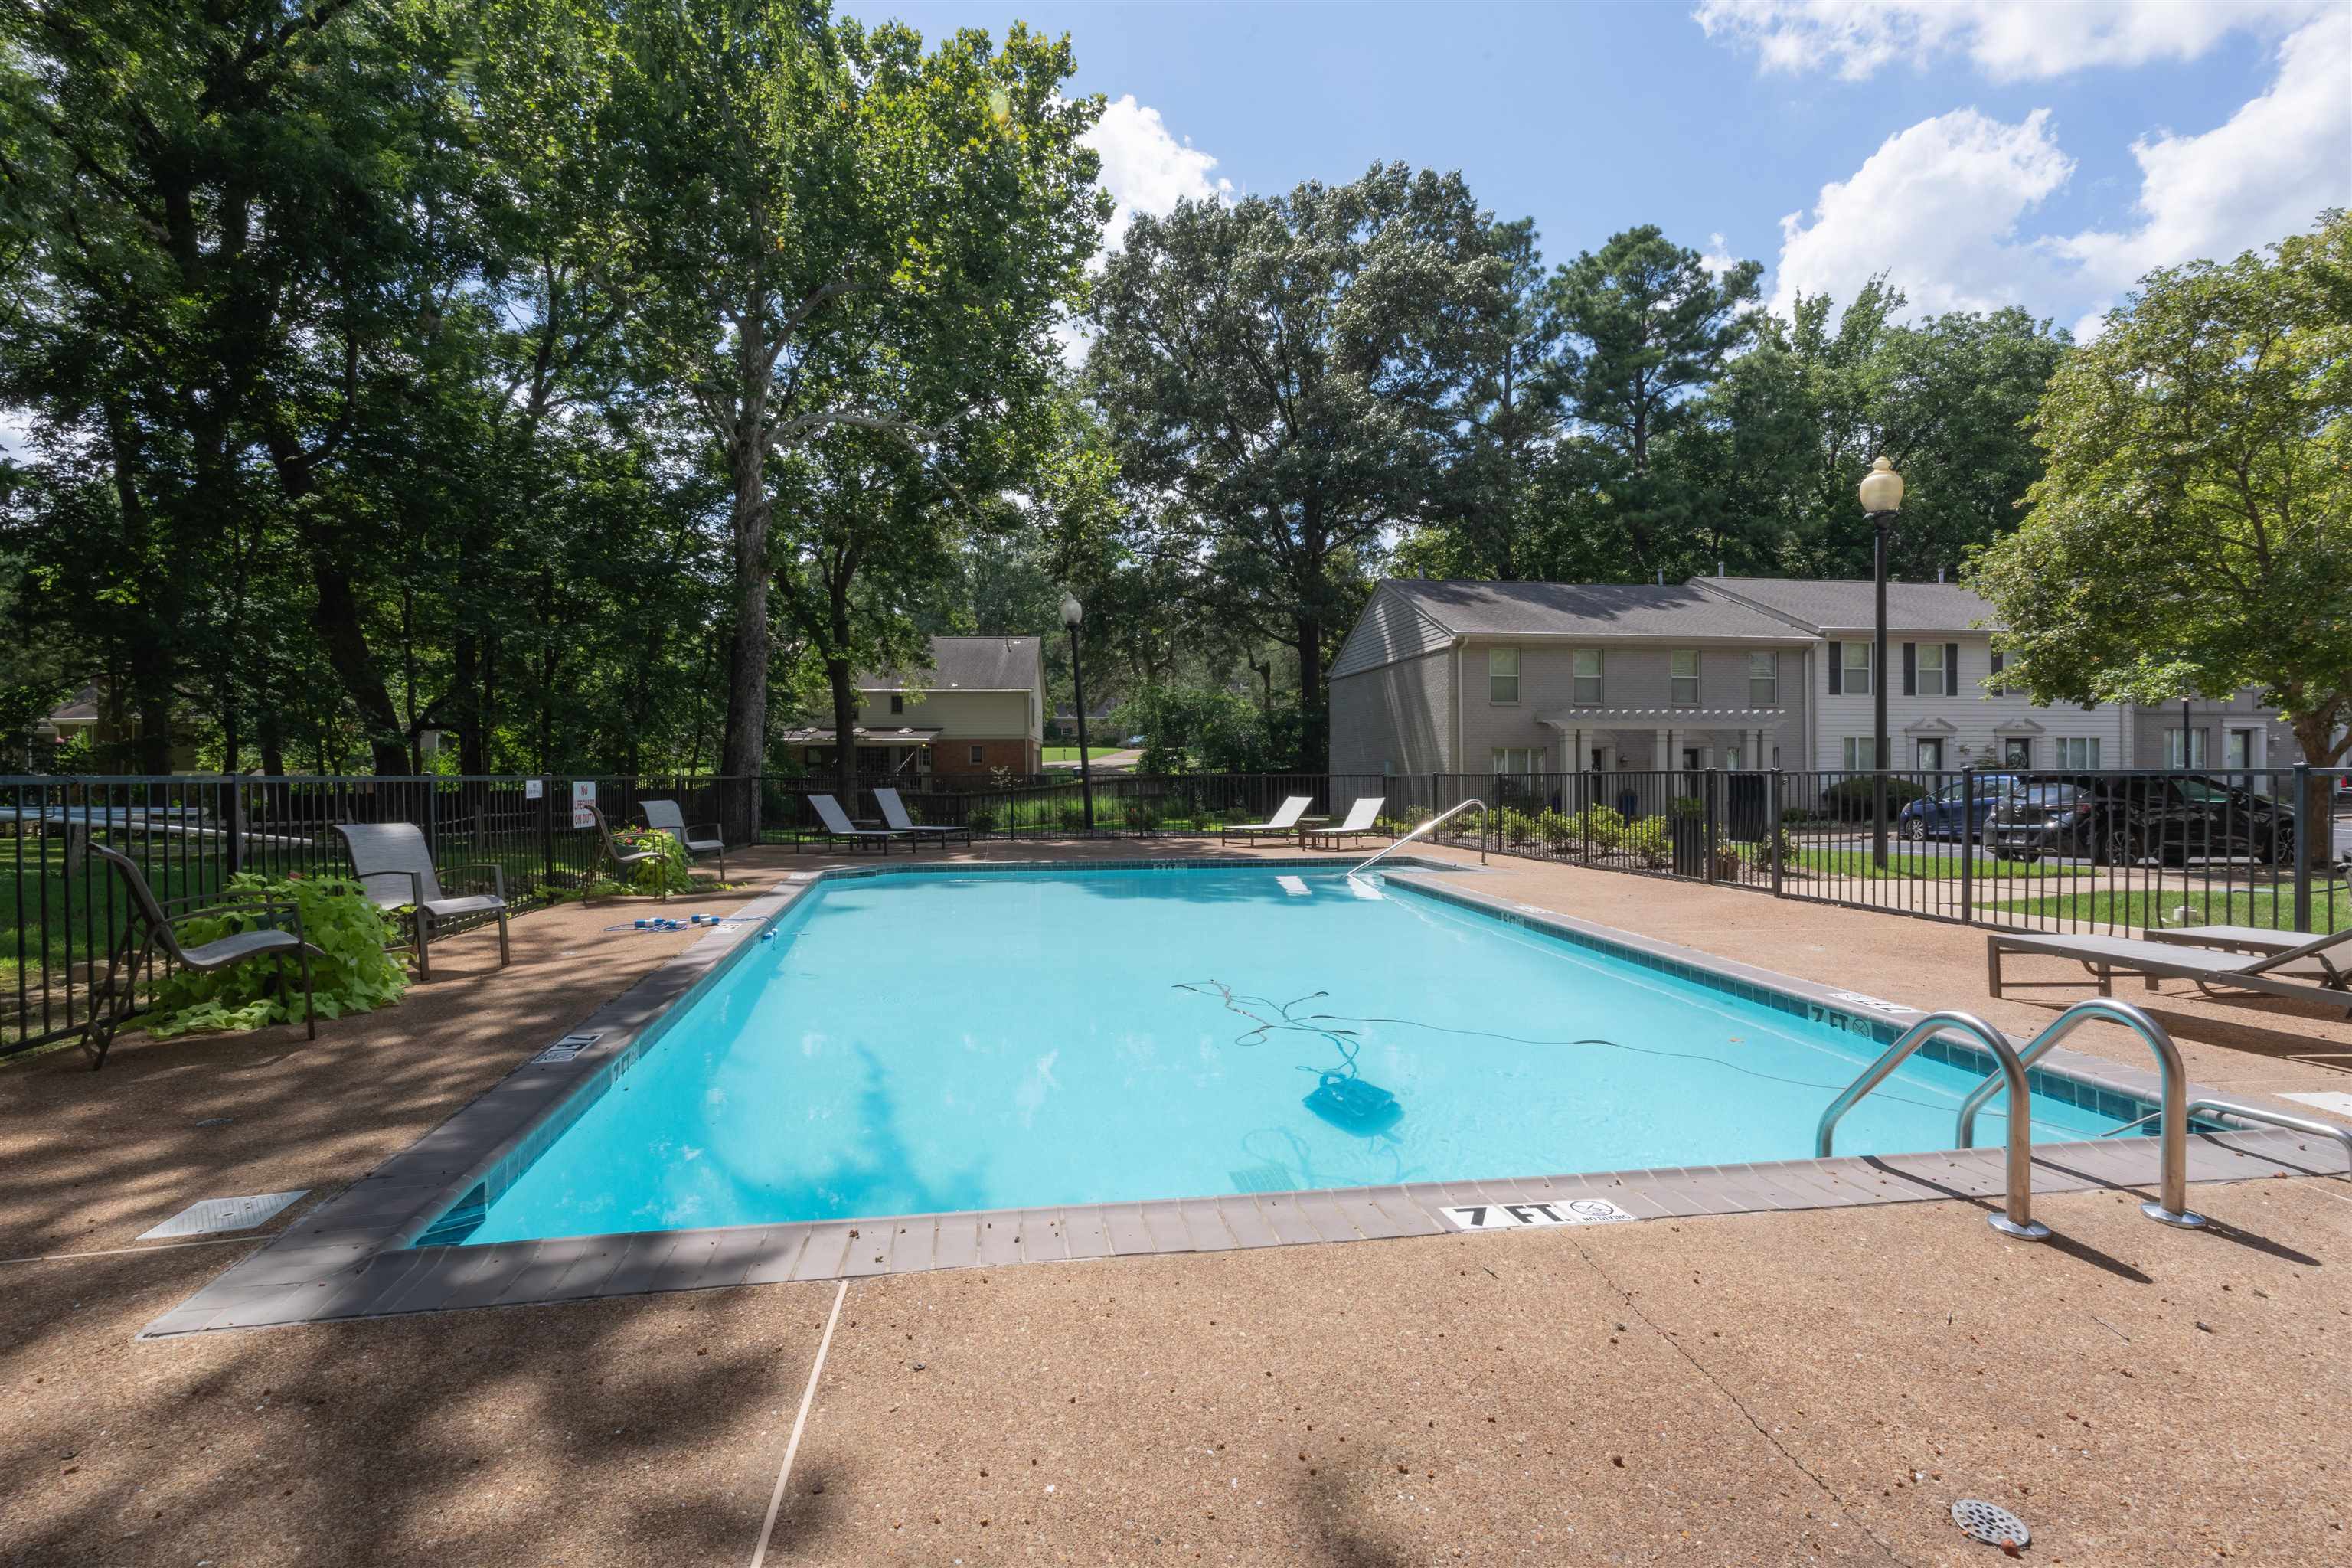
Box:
1859 456 1904 870
1060 593 1096 831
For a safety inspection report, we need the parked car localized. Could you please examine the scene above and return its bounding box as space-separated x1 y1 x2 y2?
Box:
1986 773 2296 865
1895 773 2020 841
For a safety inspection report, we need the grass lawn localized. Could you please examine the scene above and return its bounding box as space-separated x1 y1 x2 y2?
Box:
1990 885 2352 933
1785 844 2096 882
1041 745 1126 762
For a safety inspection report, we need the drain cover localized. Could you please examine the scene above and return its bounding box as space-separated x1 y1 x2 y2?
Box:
137 1190 309 1240
1952 1498 2030 1549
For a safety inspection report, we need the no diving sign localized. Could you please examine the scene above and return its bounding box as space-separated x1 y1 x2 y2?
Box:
1442 1197 1632 1232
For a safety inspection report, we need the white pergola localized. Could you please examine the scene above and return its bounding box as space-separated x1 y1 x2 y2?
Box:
1538 708 1788 772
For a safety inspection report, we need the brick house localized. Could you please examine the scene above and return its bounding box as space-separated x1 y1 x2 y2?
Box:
782 635 1046 780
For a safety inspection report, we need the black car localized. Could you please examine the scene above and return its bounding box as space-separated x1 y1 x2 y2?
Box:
1986 773 2296 865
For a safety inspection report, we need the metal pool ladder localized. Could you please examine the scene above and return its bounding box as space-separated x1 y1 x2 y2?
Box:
1350 798 1487 877
1817 1010 2051 1240
1949 998 2205 1230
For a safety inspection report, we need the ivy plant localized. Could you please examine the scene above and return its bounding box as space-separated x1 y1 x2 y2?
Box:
145 874 408 1037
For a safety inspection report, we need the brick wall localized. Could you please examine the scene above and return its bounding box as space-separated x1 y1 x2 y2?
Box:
929 737 1037 776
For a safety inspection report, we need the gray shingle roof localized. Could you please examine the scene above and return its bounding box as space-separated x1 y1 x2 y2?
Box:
1377 580 1813 642
856 635 1041 693
1690 577 2000 635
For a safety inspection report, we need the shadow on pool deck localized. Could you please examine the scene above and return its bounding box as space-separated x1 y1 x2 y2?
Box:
4 840 2350 1564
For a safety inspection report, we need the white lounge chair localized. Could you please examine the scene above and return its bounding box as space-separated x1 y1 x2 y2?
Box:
803 793 907 854
1988 924 2352 1016
874 787 972 850
1220 795 1314 847
2141 923 2349 985
639 799 726 880
336 822 512 979
1304 796 1386 851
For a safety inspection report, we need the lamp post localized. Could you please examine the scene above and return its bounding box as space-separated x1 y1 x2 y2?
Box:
1859 456 1904 870
1060 593 1096 831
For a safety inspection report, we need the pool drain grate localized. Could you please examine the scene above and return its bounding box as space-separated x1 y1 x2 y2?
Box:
137 1191 309 1240
1952 1498 2030 1550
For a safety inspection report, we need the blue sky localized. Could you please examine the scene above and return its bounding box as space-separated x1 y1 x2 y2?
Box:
844 0 2351 338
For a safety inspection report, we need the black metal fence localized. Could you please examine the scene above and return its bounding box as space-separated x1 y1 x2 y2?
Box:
8 764 2346 1056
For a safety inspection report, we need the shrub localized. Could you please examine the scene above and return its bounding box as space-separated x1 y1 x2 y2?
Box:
1125 802 1160 833
1056 799 1089 831
964 802 999 833
1819 776 1930 820
1622 815 1671 867
145 873 408 1037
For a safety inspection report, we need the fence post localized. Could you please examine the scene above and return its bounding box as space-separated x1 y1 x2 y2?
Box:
1958 765 1976 925
224 779 244 880
540 777 555 892
1703 768 1719 884
2293 763 2313 932
1769 769 1784 897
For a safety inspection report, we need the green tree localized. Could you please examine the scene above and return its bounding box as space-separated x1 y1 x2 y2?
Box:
1968 212 2351 864
1089 164 1505 770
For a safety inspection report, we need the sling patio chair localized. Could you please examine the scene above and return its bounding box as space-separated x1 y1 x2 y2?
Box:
802 792 910 854
639 798 727 881
1987 923 2352 1018
874 786 972 850
67 828 317 1069
583 802 668 904
1220 795 1315 847
336 822 514 979
1303 796 1387 851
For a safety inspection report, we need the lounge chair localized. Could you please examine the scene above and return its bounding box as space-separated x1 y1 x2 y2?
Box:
581 804 667 904
337 822 513 978
2141 923 2349 985
67 828 317 1068
639 799 726 881
1220 795 1314 847
802 792 908 854
874 787 972 850
1304 796 1387 851
1987 925 2352 1017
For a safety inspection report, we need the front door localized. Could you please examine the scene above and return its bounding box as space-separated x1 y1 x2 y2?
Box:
2003 738 2033 769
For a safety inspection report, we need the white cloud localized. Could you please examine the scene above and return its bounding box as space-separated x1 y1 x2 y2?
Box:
1766 13 2352 332
1697 231 1741 278
1081 94 1230 250
1695 0 2324 81
1770 107 2073 319
2054 11 2350 325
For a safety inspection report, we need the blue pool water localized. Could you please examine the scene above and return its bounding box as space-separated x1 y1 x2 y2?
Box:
459 867 2132 1244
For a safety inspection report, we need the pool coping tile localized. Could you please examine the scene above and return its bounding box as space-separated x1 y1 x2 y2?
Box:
139 858 2347 1336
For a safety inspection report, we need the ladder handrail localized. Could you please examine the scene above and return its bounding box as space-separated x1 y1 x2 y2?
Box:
2186 1099 2352 1168
1952 998 2203 1227
1815 1010 2049 1240
1350 798 1488 877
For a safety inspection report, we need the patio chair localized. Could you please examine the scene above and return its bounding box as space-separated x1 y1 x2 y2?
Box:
802 793 908 854
1987 925 2352 1018
335 822 512 981
639 799 726 881
1303 796 1387 851
874 786 971 851
582 803 667 905
66 829 317 1070
2141 923 2350 985
1220 795 1314 847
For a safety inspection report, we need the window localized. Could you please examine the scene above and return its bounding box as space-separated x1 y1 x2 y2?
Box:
1916 643 1948 697
1748 652 1778 707
2165 728 2208 767
1841 642 1873 696
1670 649 1700 707
1488 646 1521 704
890 694 905 714
1491 746 1545 778
2226 728 2256 769
1843 737 1878 770
1723 746 1743 770
1916 738 1945 771
1572 648 1602 705
2003 737 2034 768
2055 737 2101 769
969 744 985 765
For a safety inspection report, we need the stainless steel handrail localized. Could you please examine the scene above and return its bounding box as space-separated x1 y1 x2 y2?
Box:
1816 1010 2050 1240
1952 998 2204 1228
2186 1099 2352 1168
1350 798 1488 877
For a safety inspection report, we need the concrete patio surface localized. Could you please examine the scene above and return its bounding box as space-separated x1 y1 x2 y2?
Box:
5 841 2349 1565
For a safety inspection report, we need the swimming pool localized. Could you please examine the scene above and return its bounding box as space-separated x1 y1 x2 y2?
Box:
426 864 2154 1248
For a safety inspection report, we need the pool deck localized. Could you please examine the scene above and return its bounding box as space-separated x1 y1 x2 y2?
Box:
5 840 2350 1564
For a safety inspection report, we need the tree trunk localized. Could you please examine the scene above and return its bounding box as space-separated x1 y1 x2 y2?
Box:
2290 715 2344 876
309 554 410 776
1296 614 1325 773
717 432 772 841
828 656 861 808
